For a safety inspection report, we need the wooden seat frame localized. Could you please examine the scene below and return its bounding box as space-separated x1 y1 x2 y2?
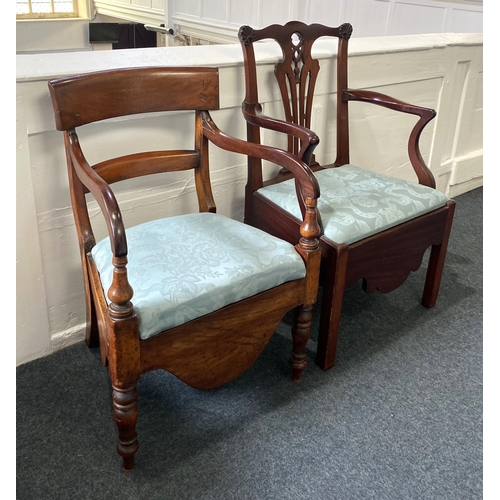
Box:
48 66 321 470
238 22 456 371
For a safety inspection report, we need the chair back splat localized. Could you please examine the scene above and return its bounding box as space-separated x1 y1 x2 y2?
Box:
48 66 321 470
238 22 456 372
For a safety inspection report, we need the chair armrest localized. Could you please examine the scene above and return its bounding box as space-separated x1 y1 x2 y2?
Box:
201 111 321 242
67 131 127 258
242 102 319 164
343 89 436 119
342 89 437 187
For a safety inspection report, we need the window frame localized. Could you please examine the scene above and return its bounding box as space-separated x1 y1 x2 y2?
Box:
16 0 78 20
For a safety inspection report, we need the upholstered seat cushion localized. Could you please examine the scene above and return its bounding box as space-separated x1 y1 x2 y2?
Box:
258 165 449 244
91 212 306 340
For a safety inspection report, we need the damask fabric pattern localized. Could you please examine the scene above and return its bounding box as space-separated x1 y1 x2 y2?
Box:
91 212 306 340
258 165 449 244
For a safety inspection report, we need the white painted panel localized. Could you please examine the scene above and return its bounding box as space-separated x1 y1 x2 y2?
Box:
132 0 151 7
389 3 446 35
152 0 165 9
454 65 482 158
305 0 342 27
173 0 200 16
229 2 259 27
16 86 53 366
449 8 483 33
168 0 482 42
202 0 228 22
258 0 295 27
344 0 390 37
28 131 73 215
441 60 469 163
467 70 483 153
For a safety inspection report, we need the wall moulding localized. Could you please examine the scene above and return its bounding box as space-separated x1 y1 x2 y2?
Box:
93 0 165 25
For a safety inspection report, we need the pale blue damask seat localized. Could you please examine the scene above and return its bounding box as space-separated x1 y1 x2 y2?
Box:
257 165 449 245
92 212 306 340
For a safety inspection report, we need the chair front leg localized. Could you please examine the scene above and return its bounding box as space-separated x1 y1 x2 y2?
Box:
316 244 349 371
105 255 141 470
291 304 314 382
113 384 139 471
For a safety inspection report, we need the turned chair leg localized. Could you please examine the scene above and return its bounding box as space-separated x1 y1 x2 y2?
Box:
291 305 314 382
112 384 140 471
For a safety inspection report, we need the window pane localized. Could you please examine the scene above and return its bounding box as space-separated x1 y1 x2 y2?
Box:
16 1 30 14
54 1 75 13
31 2 52 14
16 0 76 15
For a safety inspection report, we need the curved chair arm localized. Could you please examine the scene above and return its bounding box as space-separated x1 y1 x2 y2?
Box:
67 131 128 258
343 88 437 188
242 102 320 164
201 111 321 242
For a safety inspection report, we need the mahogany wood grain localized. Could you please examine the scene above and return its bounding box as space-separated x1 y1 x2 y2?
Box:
238 22 456 372
49 66 220 130
48 66 321 471
140 280 307 389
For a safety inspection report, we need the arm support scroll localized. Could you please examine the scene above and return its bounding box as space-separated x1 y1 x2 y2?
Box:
242 102 320 164
66 131 128 258
343 89 437 188
201 111 321 243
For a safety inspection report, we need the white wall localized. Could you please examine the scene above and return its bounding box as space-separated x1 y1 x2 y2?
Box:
16 18 92 53
16 33 482 367
168 0 482 43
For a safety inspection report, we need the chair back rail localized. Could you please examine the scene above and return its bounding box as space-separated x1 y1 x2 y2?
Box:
49 66 220 130
239 21 352 163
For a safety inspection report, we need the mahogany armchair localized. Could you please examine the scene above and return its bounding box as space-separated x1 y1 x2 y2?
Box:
48 66 321 470
238 22 455 371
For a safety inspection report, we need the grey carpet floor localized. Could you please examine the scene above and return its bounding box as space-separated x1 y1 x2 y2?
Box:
16 187 483 500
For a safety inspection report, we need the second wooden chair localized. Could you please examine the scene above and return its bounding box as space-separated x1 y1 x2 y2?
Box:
238 21 455 371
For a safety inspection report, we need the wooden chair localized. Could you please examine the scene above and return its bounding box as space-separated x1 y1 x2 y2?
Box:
238 22 456 371
48 66 321 471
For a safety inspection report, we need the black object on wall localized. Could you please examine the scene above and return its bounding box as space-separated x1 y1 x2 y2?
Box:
89 23 119 44
114 23 157 49
89 23 157 49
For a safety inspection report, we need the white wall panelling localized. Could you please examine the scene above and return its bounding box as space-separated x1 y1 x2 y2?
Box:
16 33 482 366
167 0 482 44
